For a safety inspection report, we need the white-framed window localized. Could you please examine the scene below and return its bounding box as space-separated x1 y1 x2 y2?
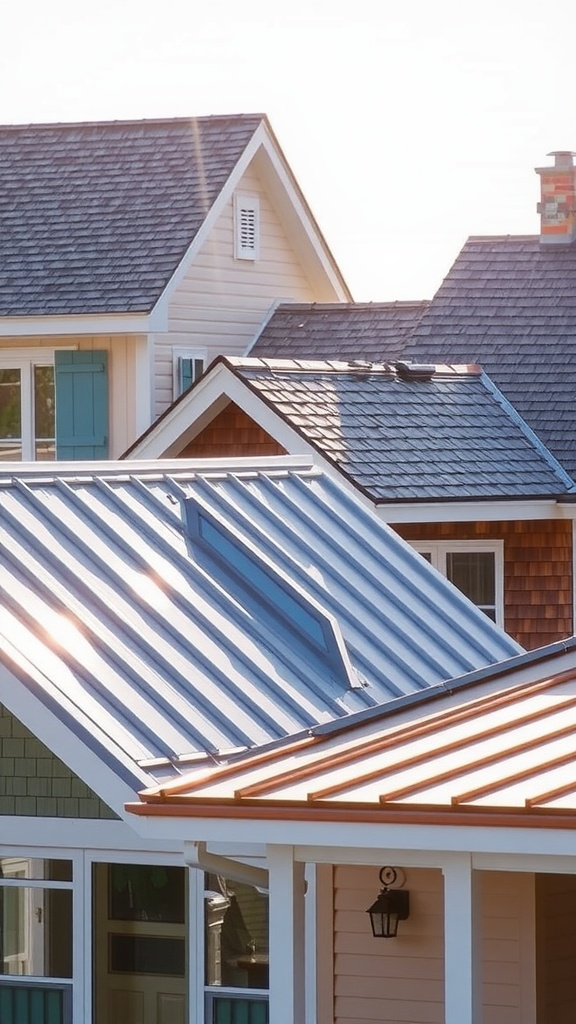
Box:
234 194 260 260
0 350 58 462
173 348 207 399
411 540 504 625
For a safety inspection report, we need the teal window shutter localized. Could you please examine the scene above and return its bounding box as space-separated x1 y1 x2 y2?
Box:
178 356 204 395
55 351 109 460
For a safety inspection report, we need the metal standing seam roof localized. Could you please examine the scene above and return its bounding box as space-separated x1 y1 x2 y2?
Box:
250 301 429 363
225 357 576 501
0 459 521 790
403 235 576 480
0 114 263 315
134 663 576 825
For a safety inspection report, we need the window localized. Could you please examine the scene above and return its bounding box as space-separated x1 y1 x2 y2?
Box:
0 349 108 462
411 540 504 625
205 874 269 1023
234 194 260 260
0 356 55 461
174 350 206 398
0 858 73 979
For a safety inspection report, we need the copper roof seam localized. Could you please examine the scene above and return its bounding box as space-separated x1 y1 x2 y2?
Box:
451 746 576 805
378 722 576 804
308 694 576 801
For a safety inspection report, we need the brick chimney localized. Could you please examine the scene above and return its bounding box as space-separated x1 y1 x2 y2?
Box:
536 151 576 245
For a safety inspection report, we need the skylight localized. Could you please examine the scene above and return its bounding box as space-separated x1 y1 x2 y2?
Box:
184 497 357 689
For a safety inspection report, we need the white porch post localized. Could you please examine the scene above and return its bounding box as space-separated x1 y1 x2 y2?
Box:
443 854 482 1024
267 844 306 1024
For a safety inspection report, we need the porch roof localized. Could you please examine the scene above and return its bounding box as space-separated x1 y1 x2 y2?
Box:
133 651 576 828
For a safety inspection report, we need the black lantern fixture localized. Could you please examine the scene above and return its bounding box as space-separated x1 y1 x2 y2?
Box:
366 866 410 938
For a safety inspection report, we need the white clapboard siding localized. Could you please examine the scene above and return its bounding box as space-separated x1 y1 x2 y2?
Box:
332 866 535 1024
155 165 319 416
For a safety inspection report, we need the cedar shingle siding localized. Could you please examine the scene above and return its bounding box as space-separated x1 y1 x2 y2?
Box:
180 402 286 457
395 520 573 650
0 706 117 818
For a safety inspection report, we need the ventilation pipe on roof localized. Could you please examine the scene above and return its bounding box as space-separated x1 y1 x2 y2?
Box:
536 151 576 245
395 361 435 381
184 841 269 889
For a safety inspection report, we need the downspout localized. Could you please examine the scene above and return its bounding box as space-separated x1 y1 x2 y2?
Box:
184 841 269 890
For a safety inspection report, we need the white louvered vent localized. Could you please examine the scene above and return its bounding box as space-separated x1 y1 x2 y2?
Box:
234 194 260 260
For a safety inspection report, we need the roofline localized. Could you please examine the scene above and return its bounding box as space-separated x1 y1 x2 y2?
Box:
0 453 318 481
256 299 431 314
125 797 576 831
0 112 268 132
122 358 576 510
465 234 540 243
309 635 576 739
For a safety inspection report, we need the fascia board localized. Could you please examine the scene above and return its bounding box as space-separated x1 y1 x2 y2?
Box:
151 122 351 322
0 312 158 337
0 659 150 818
126 364 316 459
124 811 576 859
378 499 564 523
251 124 352 301
2 816 182 853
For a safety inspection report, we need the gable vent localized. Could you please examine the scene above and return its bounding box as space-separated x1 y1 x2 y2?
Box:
234 194 260 260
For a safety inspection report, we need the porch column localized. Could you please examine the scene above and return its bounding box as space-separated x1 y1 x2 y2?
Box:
267 844 306 1024
442 854 482 1024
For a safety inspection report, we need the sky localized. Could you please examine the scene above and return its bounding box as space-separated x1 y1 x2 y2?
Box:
2 0 575 301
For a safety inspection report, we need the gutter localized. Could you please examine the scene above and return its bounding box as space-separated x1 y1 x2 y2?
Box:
184 840 268 889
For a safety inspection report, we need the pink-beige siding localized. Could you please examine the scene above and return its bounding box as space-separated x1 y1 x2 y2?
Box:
331 866 536 1024
154 162 319 416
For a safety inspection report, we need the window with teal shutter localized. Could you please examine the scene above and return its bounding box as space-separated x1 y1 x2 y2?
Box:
55 351 109 460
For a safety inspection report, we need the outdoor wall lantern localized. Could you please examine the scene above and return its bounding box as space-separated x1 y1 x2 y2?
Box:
366 866 410 938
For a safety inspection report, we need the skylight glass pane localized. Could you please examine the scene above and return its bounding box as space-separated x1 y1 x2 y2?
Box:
197 515 328 651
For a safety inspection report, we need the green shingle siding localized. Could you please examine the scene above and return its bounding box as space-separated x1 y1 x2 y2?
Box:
0 705 117 819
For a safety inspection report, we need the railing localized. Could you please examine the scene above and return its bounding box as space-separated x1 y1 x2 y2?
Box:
0 980 72 1024
206 988 269 1024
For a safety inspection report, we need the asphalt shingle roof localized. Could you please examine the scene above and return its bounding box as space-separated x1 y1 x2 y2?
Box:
404 236 576 479
0 114 263 316
251 301 429 362
230 357 575 501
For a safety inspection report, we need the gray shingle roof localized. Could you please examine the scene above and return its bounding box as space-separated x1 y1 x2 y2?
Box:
404 236 576 478
229 357 575 501
0 114 263 316
251 301 429 362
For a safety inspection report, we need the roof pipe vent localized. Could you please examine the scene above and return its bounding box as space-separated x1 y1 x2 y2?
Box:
395 361 436 382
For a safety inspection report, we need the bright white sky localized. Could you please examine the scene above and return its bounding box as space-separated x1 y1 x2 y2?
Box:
2 0 575 300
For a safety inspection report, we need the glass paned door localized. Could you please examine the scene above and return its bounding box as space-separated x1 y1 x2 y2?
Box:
93 863 187 1024
0 363 55 461
34 366 56 460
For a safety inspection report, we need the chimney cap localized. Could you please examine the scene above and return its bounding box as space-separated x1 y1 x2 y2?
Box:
546 150 576 168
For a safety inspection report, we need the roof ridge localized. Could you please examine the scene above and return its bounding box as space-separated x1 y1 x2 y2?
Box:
275 300 429 312
0 113 266 132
